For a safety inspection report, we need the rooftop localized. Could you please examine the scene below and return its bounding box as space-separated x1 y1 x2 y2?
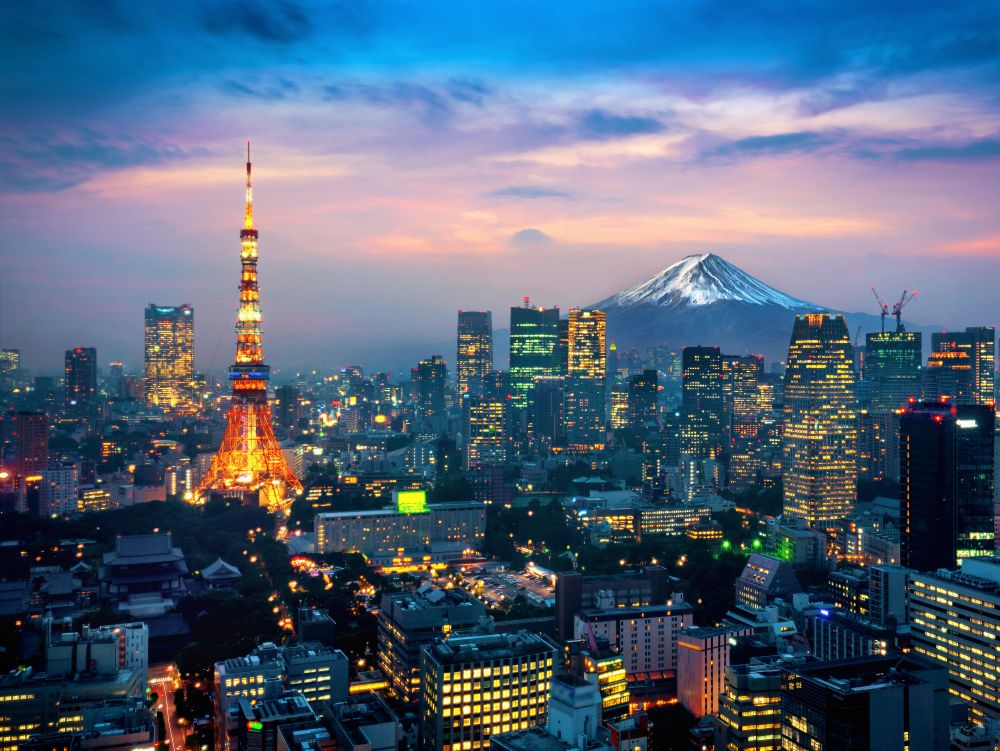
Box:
425 630 557 666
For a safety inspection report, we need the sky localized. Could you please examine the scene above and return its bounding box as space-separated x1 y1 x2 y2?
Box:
2 0 999 374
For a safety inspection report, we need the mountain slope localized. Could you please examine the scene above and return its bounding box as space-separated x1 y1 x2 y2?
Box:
592 253 923 362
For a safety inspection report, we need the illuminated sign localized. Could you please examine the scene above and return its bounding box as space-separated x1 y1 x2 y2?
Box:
395 489 428 514
957 419 978 429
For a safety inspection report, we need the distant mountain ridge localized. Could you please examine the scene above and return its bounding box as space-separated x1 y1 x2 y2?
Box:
591 252 931 363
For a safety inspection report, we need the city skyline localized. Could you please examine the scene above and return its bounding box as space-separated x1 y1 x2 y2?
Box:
2 1 999 372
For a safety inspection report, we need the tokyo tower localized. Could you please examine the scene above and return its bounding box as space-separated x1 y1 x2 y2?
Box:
196 144 303 509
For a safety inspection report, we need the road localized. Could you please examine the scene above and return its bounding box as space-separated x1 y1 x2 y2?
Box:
149 663 191 751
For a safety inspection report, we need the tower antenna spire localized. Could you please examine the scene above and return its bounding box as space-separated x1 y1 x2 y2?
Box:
244 140 253 230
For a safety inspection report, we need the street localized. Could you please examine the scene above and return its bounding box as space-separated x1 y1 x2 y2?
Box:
149 663 192 751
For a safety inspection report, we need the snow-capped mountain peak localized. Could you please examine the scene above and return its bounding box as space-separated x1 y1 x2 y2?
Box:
600 252 815 309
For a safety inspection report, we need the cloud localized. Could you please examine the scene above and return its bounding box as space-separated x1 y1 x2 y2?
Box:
706 131 836 160
0 130 205 192
893 137 1000 162
201 0 311 44
576 110 666 140
510 228 553 246
488 185 571 199
220 77 300 100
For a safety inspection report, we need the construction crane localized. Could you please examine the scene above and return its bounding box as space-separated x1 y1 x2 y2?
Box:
892 290 917 332
870 286 890 333
852 324 862 348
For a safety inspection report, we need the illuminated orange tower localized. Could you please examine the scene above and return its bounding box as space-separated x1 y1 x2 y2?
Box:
196 144 302 509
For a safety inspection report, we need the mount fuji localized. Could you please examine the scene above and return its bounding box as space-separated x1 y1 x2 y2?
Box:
592 253 916 362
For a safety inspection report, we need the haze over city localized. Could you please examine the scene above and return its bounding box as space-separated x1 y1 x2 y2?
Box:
2 0 999 371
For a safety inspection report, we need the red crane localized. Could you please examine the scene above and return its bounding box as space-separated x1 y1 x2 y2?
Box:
870 286 890 333
892 290 917 332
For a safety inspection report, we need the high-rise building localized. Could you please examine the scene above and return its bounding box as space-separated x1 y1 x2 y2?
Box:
900 402 995 570
924 345 974 404
677 626 752 718
531 376 565 447
930 327 995 405
780 655 949 751
627 369 658 438
680 346 723 458
573 601 693 676
196 146 302 509
412 355 448 430
509 303 560 412
144 304 195 412
377 585 486 704
565 308 607 452
782 314 857 528
457 311 493 398
465 396 507 468
274 384 300 436
64 347 97 405
908 558 1000 725
727 354 763 438
0 349 19 388
9 410 48 478
420 630 557 751
864 330 922 410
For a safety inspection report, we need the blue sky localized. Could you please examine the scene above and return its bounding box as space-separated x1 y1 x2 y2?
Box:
2 0 999 372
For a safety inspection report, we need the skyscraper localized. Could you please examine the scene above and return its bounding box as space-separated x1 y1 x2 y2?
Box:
727 354 763 438
900 401 995 571
924 343 974 404
627 369 658 437
196 146 302 509
465 396 507 468
782 314 857 528
864 330 921 410
64 347 97 405
10 410 48 478
456 311 493 398
0 349 19 389
144 304 195 412
680 346 723 458
928 327 995 405
274 385 300 436
509 303 560 412
412 355 447 431
565 308 607 452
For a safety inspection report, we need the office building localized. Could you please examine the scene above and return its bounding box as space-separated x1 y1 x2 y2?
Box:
780 655 949 751
0 349 18 389
901 402 995 570
782 313 857 527
322 696 404 751
807 609 902 661
908 558 1000 724
734 554 802 612
677 626 752 718
274 385 300 436
420 630 557 751
717 655 819 751
864 330 922 410
531 377 565 447
64 347 97 405
573 602 693 676
214 652 286 751
314 492 486 565
466 397 507 468
565 309 607 452
726 354 763 438
412 355 447 430
377 585 486 704
8 410 48 477
929 327 995 405
627 370 658 438
236 693 317 751
868 564 909 628
144 304 195 412
555 566 675 642
680 346 723 458
827 568 870 617
281 643 349 705
509 304 560 412
458 311 494 397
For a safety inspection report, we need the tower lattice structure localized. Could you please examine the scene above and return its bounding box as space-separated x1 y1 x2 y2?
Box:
196 145 302 509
